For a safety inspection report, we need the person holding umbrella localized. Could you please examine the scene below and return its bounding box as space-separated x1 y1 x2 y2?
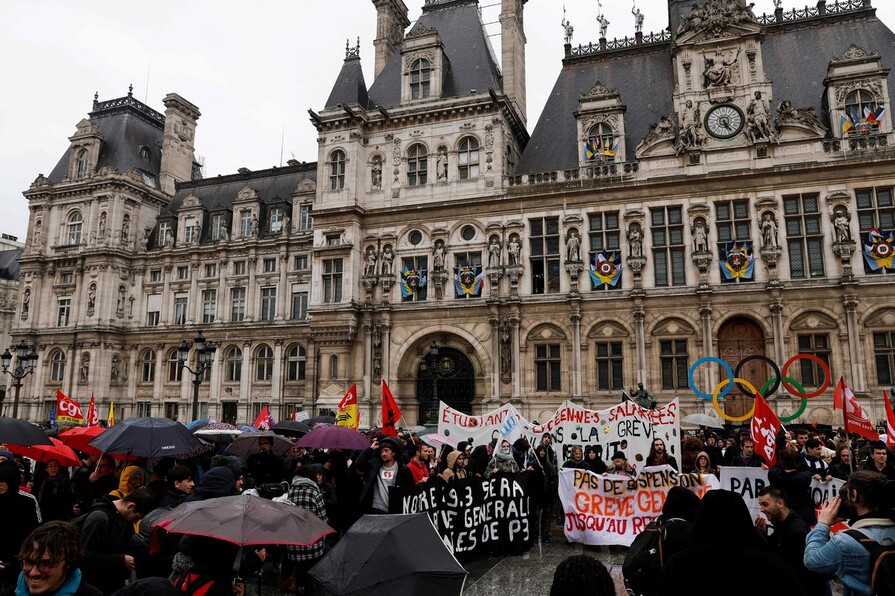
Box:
0 460 41 591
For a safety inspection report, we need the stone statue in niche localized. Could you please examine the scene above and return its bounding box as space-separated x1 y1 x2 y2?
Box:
832 209 852 243
220 224 230 242
250 215 259 237
676 100 704 154
117 286 126 315
87 283 97 312
760 213 778 248
371 157 382 189
121 215 130 244
692 219 709 253
745 91 779 144
436 148 448 182
487 237 501 268
98 212 107 240
364 246 378 277
566 231 581 262
21 288 30 319
507 236 521 265
79 354 90 384
139 228 150 250
282 214 290 235
628 225 643 258
433 240 446 271
164 230 174 248
110 355 120 383
380 246 394 276
703 48 740 88
500 319 512 376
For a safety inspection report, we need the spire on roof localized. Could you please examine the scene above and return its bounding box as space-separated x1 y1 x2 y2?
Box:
346 37 361 60
325 38 369 109
128 84 133 97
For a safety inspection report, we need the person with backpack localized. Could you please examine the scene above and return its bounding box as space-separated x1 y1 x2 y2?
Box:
805 470 895 596
623 486 698 596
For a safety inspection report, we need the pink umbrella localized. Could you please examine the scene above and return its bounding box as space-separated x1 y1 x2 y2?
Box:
420 434 459 450
296 426 371 451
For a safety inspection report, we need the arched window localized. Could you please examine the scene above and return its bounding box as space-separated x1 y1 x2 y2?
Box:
845 89 879 133
141 350 156 383
225 347 242 382
330 355 339 379
586 123 616 162
50 350 66 382
67 211 83 245
329 150 346 190
76 149 89 179
410 59 431 99
167 349 182 382
458 137 480 180
256 345 273 381
407 144 428 187
286 345 307 381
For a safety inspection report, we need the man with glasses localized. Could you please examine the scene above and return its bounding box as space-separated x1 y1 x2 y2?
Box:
10 521 102 595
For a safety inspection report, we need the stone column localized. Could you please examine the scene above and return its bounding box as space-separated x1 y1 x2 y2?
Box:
570 311 582 398
276 254 289 320
272 340 284 417
216 259 228 323
843 295 864 390
240 341 252 418
769 299 785 364
245 257 258 321
633 306 647 384
152 346 165 409
381 321 392 383
511 316 521 399
209 347 222 421
363 319 372 414
489 317 500 400
188 262 199 324
699 304 716 396
161 265 172 325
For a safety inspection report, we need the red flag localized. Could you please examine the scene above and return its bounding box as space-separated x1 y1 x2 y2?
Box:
884 390 895 449
85 393 100 428
750 392 781 467
290 407 297 422
56 390 84 426
253 406 273 431
834 378 879 441
381 379 401 437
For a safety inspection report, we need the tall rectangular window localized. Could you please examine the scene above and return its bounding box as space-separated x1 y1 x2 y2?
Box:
204 263 217 278
184 217 198 243
136 402 152 417
177 266 189 280
530 216 561 294
233 261 246 276
535 344 561 391
796 334 831 387
453 251 482 300
715 199 753 283
784 193 825 279
660 339 689 389
401 256 428 302
157 222 170 246
874 331 895 386
211 214 224 241
588 211 622 290
231 287 246 322
260 287 277 321
269 207 283 233
293 255 309 270
239 210 252 237
299 204 312 231
322 259 343 303
164 403 179 421
263 258 276 273
856 187 895 274
291 291 308 320
595 341 624 390
149 269 162 283
57 298 71 327
174 293 189 325
202 289 216 324
146 293 161 326
652 206 686 287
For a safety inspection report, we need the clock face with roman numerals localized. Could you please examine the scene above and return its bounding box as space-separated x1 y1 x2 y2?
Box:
705 104 744 139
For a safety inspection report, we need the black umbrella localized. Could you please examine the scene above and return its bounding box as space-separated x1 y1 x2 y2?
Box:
306 415 336 426
0 416 53 446
88 417 204 457
309 514 467 596
271 420 312 437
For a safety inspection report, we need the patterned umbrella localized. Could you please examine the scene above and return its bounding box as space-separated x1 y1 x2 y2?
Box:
194 422 243 444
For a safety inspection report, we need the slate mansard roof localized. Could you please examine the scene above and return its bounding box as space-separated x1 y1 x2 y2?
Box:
327 0 503 110
517 5 895 174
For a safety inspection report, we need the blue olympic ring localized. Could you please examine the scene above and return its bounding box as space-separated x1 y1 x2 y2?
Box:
689 356 734 401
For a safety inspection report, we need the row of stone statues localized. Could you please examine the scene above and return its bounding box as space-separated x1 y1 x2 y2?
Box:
76 353 129 384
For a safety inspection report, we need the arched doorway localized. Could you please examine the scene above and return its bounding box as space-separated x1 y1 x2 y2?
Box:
717 318 769 419
416 345 475 427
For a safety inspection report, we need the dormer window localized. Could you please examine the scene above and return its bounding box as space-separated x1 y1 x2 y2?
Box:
67 211 83 245
329 150 346 190
270 207 283 233
586 123 617 163
76 150 89 179
239 210 252 237
184 217 198 243
157 222 171 246
407 144 428 186
211 214 224 241
410 59 431 99
844 90 880 135
458 137 480 180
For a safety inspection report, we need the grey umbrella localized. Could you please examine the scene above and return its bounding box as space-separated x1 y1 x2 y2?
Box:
225 431 294 457
88 417 204 457
682 413 725 429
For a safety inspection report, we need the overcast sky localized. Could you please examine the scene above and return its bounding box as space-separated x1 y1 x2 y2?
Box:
2 0 893 241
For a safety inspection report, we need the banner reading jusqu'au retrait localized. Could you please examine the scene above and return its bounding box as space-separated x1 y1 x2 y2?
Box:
558 465 720 546
437 399 681 470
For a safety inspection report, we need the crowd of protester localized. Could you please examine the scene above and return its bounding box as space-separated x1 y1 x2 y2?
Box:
0 421 893 595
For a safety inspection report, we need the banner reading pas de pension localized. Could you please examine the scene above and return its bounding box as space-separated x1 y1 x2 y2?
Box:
438 399 681 468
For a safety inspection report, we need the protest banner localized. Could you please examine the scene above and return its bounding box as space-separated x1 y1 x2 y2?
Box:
438 399 681 472
719 467 846 522
390 473 535 559
557 465 719 546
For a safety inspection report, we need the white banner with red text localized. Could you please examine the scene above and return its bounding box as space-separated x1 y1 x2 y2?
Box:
719 466 847 522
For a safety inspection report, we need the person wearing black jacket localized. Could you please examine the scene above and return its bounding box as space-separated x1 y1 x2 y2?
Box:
32 460 73 522
645 439 679 470
827 446 854 481
0 460 41 591
468 439 496 478
531 444 557 543
79 488 155 594
355 436 413 514
768 448 815 526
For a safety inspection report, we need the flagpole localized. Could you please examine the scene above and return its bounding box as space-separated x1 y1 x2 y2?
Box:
839 380 854 476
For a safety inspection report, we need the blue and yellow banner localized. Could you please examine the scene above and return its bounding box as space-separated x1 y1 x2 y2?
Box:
400 266 427 298
841 106 885 136
589 251 622 287
584 135 618 162
863 228 895 271
720 242 754 280
454 265 483 297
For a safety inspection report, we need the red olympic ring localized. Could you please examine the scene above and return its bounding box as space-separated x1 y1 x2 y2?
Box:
781 353 831 398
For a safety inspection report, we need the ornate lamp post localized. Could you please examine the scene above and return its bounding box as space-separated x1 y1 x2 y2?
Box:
1 341 39 419
177 331 217 422
419 342 440 426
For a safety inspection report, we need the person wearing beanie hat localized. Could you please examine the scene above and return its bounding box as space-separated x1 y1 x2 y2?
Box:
355 436 413 514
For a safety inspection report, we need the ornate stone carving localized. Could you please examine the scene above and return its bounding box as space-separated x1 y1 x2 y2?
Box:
677 0 757 37
676 100 704 154
776 100 827 132
831 44 880 64
759 212 779 249
745 91 779 144
834 79 884 109
581 80 618 100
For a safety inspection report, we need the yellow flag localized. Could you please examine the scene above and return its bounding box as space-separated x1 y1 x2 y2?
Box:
336 384 358 430
107 401 115 427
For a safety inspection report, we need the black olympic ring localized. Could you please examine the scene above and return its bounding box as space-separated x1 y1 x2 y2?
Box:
733 355 781 398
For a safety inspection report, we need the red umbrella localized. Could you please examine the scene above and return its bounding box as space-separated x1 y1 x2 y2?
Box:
58 426 105 455
9 438 80 467
296 426 371 451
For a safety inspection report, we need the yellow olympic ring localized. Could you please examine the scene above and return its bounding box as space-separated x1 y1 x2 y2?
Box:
712 377 758 423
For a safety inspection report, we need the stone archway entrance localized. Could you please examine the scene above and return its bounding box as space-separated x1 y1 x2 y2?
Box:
718 318 768 419
416 346 475 427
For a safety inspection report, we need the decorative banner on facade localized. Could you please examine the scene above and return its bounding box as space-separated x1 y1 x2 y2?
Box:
863 228 894 271
56 390 84 426
400 266 427 298
720 241 754 280
558 466 719 546
589 251 622 287
584 135 618 161
390 473 535 559
438 399 681 469
453 265 483 297
720 467 846 522
840 105 885 136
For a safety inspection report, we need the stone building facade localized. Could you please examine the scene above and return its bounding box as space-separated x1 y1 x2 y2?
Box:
8 0 895 430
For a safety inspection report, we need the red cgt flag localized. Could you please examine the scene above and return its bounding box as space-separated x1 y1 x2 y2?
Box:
833 377 879 441
750 392 781 467
56 390 84 426
884 390 895 450
253 405 274 431
85 393 100 428
381 379 401 437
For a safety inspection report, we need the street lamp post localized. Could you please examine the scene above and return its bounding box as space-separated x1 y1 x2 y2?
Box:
177 331 217 422
419 342 439 426
1 341 39 419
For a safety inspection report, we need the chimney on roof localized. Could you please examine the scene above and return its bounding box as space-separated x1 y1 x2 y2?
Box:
372 0 409 79
500 0 527 128
159 93 200 196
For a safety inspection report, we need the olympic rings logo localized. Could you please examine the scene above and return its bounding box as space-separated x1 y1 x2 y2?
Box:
688 355 831 423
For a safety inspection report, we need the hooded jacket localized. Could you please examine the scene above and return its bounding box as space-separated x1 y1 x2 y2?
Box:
110 466 143 499
440 450 468 483
355 438 413 513
0 461 41 589
79 496 134 594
